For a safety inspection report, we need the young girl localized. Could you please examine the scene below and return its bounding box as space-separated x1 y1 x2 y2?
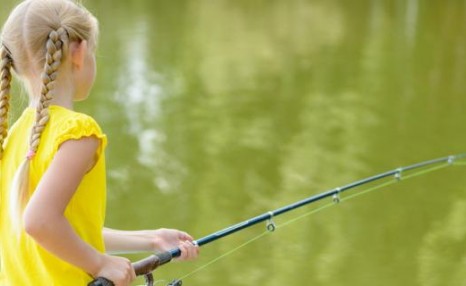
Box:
0 0 199 285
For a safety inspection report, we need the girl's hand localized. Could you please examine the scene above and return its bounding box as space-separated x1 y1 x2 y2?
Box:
150 228 199 261
103 228 200 261
94 254 136 286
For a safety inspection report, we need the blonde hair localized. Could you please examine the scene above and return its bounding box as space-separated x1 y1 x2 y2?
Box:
1 0 98 229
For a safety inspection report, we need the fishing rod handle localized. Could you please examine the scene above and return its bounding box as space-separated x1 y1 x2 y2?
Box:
87 251 173 286
133 251 173 275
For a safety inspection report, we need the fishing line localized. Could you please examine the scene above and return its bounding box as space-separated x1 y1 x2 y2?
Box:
175 230 272 281
171 160 464 283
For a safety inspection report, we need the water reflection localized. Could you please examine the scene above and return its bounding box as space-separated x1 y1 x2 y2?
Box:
405 0 418 47
277 90 374 285
182 0 344 95
418 199 466 285
113 17 186 194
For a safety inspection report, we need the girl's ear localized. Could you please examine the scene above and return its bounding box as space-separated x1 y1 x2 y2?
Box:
70 40 88 70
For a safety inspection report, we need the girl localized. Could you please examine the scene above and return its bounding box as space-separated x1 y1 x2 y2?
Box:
0 0 199 285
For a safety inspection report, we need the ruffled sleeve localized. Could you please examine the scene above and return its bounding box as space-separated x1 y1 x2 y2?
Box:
53 113 107 161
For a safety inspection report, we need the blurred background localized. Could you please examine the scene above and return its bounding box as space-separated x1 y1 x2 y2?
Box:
2 0 466 285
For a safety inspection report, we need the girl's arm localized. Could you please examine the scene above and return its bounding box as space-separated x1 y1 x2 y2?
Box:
23 137 135 285
103 228 199 260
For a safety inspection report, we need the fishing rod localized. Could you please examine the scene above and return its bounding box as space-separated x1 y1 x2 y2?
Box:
89 153 466 286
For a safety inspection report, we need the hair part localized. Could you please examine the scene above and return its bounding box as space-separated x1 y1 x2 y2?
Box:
1 0 98 230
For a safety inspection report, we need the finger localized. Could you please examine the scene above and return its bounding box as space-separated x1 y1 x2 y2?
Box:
176 240 198 261
183 241 198 260
182 241 191 259
178 242 186 258
124 258 136 282
179 231 194 241
183 241 195 260
130 267 136 280
191 243 200 259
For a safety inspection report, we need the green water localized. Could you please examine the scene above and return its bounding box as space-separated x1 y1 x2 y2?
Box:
2 0 466 285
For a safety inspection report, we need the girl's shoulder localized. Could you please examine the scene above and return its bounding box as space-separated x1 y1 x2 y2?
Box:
46 105 106 147
48 105 104 135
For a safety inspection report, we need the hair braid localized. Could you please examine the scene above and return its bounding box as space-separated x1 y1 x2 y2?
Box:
9 27 69 231
28 27 69 157
0 46 13 159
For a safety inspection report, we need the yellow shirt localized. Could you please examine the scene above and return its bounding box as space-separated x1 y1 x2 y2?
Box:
0 105 107 285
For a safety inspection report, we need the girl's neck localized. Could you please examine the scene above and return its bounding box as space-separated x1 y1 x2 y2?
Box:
27 73 76 110
29 96 74 110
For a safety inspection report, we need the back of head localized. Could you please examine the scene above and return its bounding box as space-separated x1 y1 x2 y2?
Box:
0 0 99 230
2 0 98 78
